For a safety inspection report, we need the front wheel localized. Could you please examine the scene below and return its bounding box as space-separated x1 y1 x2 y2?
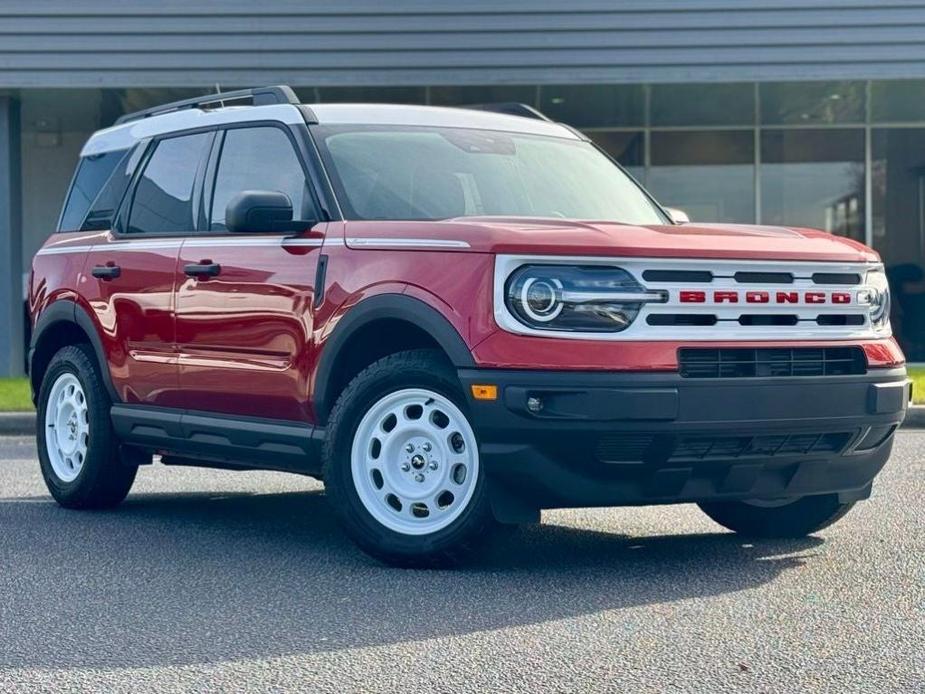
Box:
323 350 494 567
698 494 856 538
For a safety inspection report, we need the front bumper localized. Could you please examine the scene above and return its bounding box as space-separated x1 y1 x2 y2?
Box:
458 367 910 519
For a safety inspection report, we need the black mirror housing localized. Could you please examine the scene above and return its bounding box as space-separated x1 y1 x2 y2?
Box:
225 190 294 233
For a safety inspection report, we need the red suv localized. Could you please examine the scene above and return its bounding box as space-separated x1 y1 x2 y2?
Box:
30 86 910 566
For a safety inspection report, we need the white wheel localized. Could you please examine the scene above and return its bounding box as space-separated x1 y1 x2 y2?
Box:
44 372 89 483
37 344 137 509
350 388 480 536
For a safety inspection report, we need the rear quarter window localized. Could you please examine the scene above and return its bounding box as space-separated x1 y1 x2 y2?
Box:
58 149 130 232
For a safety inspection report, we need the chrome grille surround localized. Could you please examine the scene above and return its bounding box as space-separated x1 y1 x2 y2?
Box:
493 254 888 341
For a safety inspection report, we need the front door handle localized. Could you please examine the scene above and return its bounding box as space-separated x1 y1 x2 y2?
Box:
184 261 221 278
91 264 121 280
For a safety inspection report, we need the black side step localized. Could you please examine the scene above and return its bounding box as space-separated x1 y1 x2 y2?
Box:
110 404 324 475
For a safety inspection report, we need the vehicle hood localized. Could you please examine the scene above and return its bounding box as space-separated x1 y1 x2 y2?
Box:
344 217 879 263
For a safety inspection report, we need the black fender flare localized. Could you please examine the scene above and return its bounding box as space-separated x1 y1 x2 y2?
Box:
313 293 475 419
29 300 119 402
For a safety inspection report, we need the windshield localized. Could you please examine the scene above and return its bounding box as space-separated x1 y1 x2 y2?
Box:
312 125 667 224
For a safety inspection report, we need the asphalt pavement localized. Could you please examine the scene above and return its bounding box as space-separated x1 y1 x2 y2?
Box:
0 433 922 693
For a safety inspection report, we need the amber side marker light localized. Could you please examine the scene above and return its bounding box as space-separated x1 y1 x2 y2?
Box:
470 384 498 401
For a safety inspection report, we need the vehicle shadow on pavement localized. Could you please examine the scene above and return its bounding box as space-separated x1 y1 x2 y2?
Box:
0 489 824 669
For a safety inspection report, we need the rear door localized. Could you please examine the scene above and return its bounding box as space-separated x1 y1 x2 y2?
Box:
175 124 326 421
86 130 214 407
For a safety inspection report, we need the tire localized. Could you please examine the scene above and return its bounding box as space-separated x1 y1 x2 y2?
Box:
323 349 495 567
37 344 138 509
698 494 856 538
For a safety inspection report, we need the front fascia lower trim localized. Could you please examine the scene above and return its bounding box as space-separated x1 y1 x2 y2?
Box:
493 254 888 342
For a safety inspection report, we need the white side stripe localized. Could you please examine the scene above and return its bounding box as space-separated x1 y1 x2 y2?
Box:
36 237 326 256
184 237 324 249
36 236 470 256
35 245 94 256
283 238 325 247
345 237 470 249
102 241 183 251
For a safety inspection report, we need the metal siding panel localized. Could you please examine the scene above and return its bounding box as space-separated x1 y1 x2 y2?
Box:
1 9 924 33
3 26 925 51
0 1 923 87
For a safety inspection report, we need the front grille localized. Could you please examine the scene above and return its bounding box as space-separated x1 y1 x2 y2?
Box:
595 430 853 464
633 258 874 340
678 347 867 379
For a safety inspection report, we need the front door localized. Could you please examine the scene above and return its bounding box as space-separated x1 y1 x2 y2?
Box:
86 130 214 407
175 125 325 422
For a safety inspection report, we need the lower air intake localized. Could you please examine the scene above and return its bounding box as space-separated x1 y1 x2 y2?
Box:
678 347 867 379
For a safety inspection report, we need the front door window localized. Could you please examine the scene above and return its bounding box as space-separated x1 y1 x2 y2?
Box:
208 126 310 231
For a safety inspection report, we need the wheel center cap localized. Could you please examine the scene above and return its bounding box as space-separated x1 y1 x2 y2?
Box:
410 454 426 470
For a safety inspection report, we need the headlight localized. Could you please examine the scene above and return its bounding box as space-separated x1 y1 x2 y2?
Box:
505 264 667 332
858 268 891 331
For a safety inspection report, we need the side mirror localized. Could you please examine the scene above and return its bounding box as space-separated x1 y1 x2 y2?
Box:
665 207 690 224
225 190 294 233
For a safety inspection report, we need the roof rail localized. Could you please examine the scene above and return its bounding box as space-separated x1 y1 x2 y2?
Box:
114 85 300 125
464 102 552 122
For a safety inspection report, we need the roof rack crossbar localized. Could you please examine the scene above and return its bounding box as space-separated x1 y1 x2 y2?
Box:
114 85 300 125
464 102 551 122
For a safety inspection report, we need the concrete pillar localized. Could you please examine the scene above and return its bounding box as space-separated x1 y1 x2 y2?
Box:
0 96 23 376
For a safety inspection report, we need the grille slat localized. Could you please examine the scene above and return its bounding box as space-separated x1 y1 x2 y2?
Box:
642 269 713 283
679 347 866 378
596 431 853 464
671 432 852 461
595 434 655 462
811 272 862 285
733 271 795 284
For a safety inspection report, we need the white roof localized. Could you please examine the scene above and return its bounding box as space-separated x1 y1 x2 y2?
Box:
310 103 577 139
81 104 305 156
81 102 578 156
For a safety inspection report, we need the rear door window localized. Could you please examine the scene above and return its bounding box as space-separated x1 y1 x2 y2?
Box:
58 149 129 231
127 132 213 235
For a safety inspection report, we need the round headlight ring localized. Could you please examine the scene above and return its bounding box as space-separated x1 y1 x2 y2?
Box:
520 277 564 323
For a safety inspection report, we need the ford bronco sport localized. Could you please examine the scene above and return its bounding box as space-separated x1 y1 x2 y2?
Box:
30 86 910 566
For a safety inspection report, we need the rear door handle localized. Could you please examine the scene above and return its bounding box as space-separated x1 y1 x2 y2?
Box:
91 265 121 280
184 262 221 278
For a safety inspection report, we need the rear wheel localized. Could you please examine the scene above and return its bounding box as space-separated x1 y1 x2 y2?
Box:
37 344 137 509
698 494 856 538
323 350 494 567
